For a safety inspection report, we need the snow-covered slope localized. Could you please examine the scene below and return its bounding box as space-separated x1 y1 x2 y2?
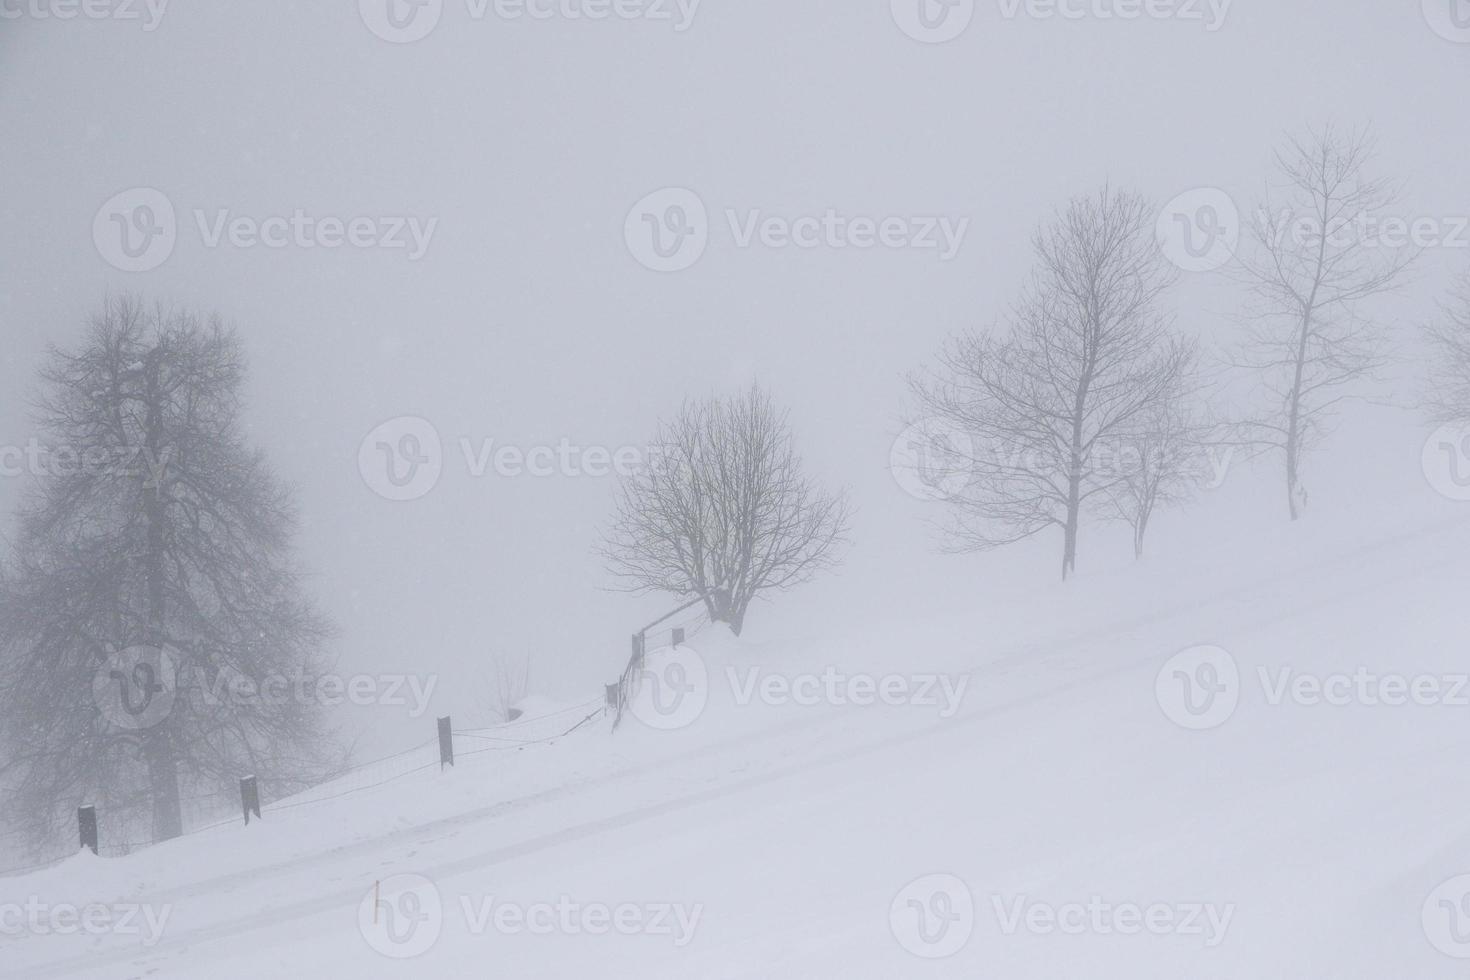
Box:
4 498 1469 979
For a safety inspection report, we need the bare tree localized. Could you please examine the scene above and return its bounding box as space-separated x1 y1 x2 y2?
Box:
0 297 340 846
599 386 849 636
1235 126 1417 519
910 186 1194 579
476 651 533 724
1425 271 1470 425
1102 377 1216 559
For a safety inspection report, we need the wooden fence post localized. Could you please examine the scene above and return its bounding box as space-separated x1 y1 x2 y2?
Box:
438 716 454 769
77 806 98 855
631 632 645 668
672 627 685 647
605 683 621 710
240 776 261 826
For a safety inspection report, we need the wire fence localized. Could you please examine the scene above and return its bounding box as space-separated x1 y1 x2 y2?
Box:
0 605 711 878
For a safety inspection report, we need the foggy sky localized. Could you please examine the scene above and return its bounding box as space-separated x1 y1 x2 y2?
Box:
2 1 1466 753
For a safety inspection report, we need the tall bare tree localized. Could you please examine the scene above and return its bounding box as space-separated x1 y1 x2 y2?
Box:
1235 126 1416 519
600 386 849 636
0 297 340 847
911 186 1194 579
1425 271 1470 425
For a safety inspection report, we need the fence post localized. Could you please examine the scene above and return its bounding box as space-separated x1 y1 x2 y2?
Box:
77 806 98 855
672 627 685 647
240 776 261 826
605 683 621 710
631 632 645 669
438 716 454 769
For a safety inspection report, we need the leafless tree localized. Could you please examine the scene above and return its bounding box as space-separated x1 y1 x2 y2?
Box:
1234 126 1417 519
599 385 849 636
1424 272 1470 425
476 651 533 724
910 186 1194 579
1102 377 1217 559
0 297 341 847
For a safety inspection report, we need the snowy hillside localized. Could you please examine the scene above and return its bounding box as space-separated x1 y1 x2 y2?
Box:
4 494 1468 979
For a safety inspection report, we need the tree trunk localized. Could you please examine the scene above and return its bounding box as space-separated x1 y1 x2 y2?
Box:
143 731 182 842
142 355 183 842
1284 305 1313 522
1061 461 1082 580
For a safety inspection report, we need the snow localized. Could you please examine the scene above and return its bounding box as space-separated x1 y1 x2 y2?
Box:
3 493 1469 979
